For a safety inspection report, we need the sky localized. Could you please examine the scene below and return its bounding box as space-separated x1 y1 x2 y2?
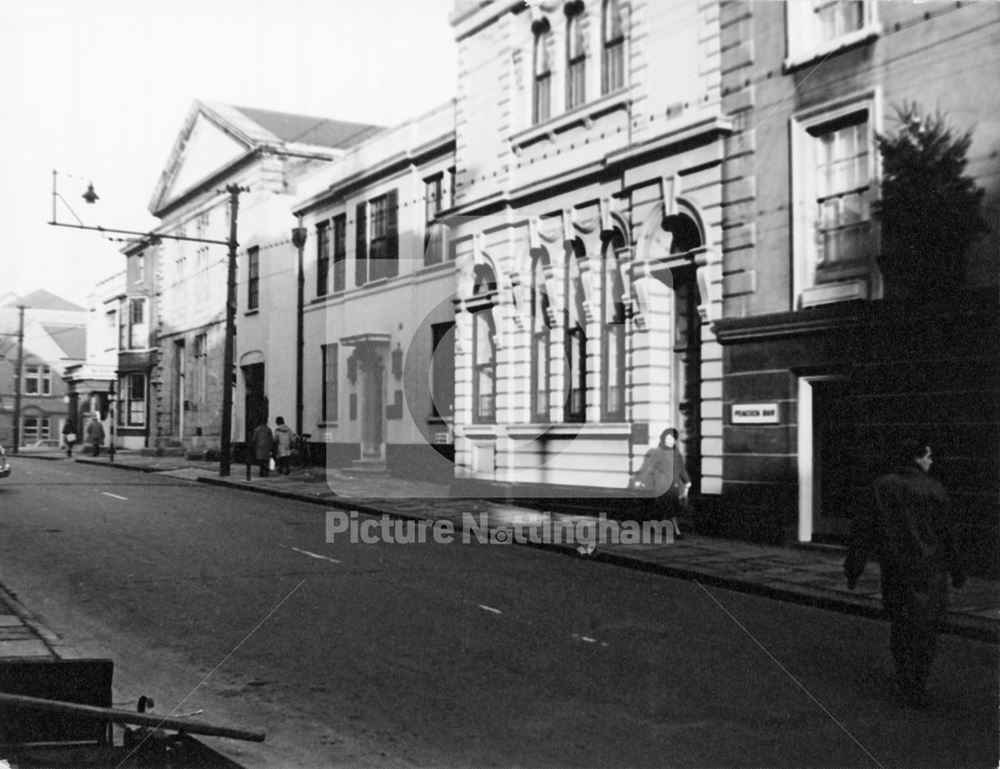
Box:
0 0 458 308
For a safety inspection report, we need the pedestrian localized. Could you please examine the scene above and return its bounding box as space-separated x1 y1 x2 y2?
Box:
272 416 294 476
86 414 105 457
62 417 78 458
630 427 691 540
250 420 274 478
843 439 966 708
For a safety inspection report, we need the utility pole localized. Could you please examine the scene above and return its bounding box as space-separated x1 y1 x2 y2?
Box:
12 305 24 454
291 223 308 439
219 184 244 477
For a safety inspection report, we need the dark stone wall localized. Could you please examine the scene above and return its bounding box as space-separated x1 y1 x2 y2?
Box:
715 292 999 576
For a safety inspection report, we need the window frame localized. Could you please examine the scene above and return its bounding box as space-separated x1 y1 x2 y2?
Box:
127 297 147 350
563 249 587 423
470 266 498 425
321 342 338 423
532 24 553 125
316 222 330 297
247 246 260 310
566 5 587 111
332 214 347 293
24 364 52 395
121 372 147 427
791 91 881 307
600 238 626 422
601 0 625 95
785 0 880 71
530 254 551 423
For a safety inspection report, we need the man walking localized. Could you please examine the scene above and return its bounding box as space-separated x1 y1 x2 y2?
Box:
86 415 105 457
844 439 966 707
273 416 294 475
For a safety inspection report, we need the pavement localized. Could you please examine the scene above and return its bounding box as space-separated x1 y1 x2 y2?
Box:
2 447 997 664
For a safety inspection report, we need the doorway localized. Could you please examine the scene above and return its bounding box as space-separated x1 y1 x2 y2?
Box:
359 355 385 460
797 376 858 542
242 363 267 443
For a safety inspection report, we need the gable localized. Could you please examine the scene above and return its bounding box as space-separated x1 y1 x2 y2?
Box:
159 112 249 209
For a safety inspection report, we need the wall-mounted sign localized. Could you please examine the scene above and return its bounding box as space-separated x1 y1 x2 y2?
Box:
732 403 779 424
323 432 333 443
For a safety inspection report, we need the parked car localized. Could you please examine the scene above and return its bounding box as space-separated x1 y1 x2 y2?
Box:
0 444 10 479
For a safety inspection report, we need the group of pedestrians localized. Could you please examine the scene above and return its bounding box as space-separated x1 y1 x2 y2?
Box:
60 414 105 458
249 416 296 477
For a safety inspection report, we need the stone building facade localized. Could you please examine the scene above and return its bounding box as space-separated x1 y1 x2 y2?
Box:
448 0 729 500
291 102 458 481
708 1 1000 573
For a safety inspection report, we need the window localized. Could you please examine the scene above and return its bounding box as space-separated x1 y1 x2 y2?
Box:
22 417 50 443
792 97 877 304
322 343 338 422
24 365 52 395
786 1 878 69
105 310 117 351
355 202 367 287
471 266 497 424
247 246 260 310
430 322 455 418
530 255 551 422
121 373 146 427
602 0 624 95
564 250 587 422
316 222 330 296
368 191 399 281
601 238 626 421
193 333 208 406
127 298 147 350
424 175 447 266
332 214 347 292
566 5 586 111
533 23 552 125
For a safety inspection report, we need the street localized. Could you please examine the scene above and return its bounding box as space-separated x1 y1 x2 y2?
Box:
0 459 995 769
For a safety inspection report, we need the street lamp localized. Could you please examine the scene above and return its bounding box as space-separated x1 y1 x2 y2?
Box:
48 171 247 476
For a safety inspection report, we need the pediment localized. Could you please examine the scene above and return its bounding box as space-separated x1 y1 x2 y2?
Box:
149 105 253 215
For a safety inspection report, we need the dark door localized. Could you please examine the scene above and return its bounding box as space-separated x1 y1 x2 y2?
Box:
242 363 267 445
673 269 701 492
812 378 859 542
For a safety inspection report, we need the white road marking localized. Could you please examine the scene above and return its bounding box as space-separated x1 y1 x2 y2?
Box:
572 633 609 647
102 492 128 500
478 604 502 614
282 544 341 564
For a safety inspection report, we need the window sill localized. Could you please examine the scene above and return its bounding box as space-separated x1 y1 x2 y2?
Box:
799 279 870 309
784 26 881 73
317 421 338 428
244 309 260 317
510 90 630 152
506 422 632 438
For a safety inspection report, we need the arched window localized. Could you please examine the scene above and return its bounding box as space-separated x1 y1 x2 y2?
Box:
532 22 552 125
601 233 626 421
471 265 497 424
602 0 624 95
564 248 587 422
530 254 552 422
566 4 586 110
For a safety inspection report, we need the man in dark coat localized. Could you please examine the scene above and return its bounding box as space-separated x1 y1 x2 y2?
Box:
250 420 274 478
86 415 105 457
843 439 965 707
